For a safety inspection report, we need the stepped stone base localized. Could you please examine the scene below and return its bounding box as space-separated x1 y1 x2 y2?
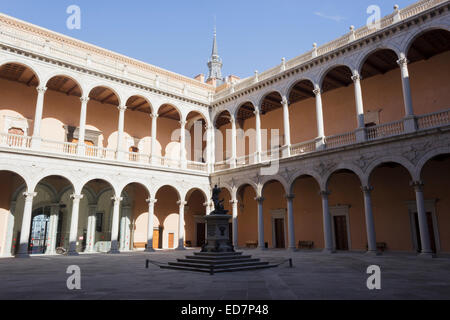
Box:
160 251 277 274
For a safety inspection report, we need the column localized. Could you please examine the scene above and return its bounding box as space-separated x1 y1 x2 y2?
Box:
179 120 187 168
230 117 237 168
205 125 212 172
150 113 159 165
209 125 215 172
2 201 16 257
176 201 187 250
286 194 296 251
313 86 325 149
281 96 291 157
397 55 417 133
67 194 83 255
145 198 157 252
16 192 36 257
46 204 60 255
255 196 265 250
320 191 334 253
85 205 97 253
77 96 90 156
119 206 131 251
352 73 367 142
362 186 378 255
254 109 262 163
116 105 127 160
109 196 122 254
411 181 433 256
230 199 238 248
31 86 47 149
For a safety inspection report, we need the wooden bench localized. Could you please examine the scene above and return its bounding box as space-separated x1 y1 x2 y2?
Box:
246 241 258 248
298 241 314 249
133 242 147 249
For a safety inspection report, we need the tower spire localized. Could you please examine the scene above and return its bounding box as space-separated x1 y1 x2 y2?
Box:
207 23 223 86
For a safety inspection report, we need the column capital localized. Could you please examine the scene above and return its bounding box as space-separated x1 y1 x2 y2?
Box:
179 120 187 127
396 57 409 67
319 190 331 197
36 86 47 94
281 96 289 106
111 196 123 203
177 200 188 206
313 88 321 96
253 109 260 116
286 194 295 200
254 196 265 203
23 192 37 201
229 199 238 205
146 198 158 205
80 96 90 103
410 180 424 191
361 185 374 193
150 113 159 119
351 73 362 82
70 193 84 201
117 105 127 112
229 117 235 124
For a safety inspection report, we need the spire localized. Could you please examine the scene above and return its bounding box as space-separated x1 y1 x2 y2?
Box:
207 24 223 85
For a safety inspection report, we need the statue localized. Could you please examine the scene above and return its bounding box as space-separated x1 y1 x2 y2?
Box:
211 185 228 215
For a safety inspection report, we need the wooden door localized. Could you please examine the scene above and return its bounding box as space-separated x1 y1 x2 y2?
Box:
152 229 159 249
196 223 205 247
274 218 285 248
333 216 349 250
168 233 174 249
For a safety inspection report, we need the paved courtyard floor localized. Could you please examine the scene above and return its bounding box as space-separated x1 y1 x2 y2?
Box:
0 249 449 300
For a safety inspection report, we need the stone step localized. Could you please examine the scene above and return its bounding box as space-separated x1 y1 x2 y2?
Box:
177 258 260 265
168 261 269 269
193 252 243 257
161 264 278 274
186 255 253 261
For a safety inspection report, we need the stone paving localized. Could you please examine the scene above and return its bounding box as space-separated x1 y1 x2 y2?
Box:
0 249 449 300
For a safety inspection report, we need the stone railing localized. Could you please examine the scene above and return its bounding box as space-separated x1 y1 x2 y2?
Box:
366 120 405 141
290 139 317 156
416 109 450 130
187 160 208 172
0 133 31 149
214 161 231 171
41 139 78 155
325 131 357 149
85 145 116 160
213 0 446 102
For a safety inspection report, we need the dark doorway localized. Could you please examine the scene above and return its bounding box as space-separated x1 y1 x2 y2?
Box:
274 218 285 248
333 215 349 250
28 207 51 254
414 212 437 253
196 223 206 247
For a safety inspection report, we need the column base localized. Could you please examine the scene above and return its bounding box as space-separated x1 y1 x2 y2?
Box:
355 127 367 143
403 115 417 133
108 249 120 254
31 137 41 149
281 145 291 158
67 251 79 256
257 246 267 251
315 137 325 150
365 250 382 256
418 252 436 259
287 247 297 252
15 253 30 259
322 248 336 254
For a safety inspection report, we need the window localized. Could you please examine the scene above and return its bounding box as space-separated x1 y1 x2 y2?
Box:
96 212 104 232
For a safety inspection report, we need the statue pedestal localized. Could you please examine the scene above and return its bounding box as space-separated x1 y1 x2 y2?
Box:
201 214 234 253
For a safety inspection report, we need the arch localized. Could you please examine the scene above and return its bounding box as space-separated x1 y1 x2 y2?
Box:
235 180 258 198
366 157 415 186
0 59 42 86
417 147 450 181
95 186 116 203
324 165 364 190
185 187 208 203
157 103 182 121
11 182 58 204
318 64 354 93
356 47 401 76
79 175 118 196
117 179 151 199
285 78 315 104
257 89 283 109
29 172 77 195
43 71 85 97
57 184 96 205
403 25 450 56
289 170 322 194
0 167 29 191
234 100 256 122
154 184 181 201
124 94 154 115
87 83 122 106
261 177 288 195
214 109 232 128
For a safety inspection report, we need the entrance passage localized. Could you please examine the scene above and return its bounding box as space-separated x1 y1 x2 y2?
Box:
333 215 349 251
168 233 175 249
153 228 162 249
414 212 437 253
274 218 285 248
196 223 205 247
29 207 51 254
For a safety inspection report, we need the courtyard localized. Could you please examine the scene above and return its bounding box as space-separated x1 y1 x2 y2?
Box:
0 249 449 300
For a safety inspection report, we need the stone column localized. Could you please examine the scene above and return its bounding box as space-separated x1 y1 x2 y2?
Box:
313 86 325 149
116 105 127 160
77 96 90 156
31 86 47 149
230 199 238 248
254 109 262 163
286 194 296 251
255 196 266 250
3 201 16 257
352 73 367 142
397 56 416 132
179 120 187 168
150 113 159 165
209 125 215 172
109 196 122 254
411 181 433 256
281 96 291 157
145 198 157 252
68 194 83 256
362 186 378 255
46 204 60 255
176 201 187 250
85 205 97 253
230 117 237 168
119 206 131 252
16 192 37 258
320 191 334 253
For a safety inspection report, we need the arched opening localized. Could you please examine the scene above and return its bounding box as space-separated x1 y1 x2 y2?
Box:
287 80 317 147
262 180 287 249
0 63 39 143
419 153 450 253
407 29 450 117
156 104 181 162
155 185 180 249
369 162 414 252
214 110 232 164
118 182 150 252
321 65 355 136
87 86 120 151
235 102 257 165
259 92 283 160
40 75 83 154
186 111 207 164
0 170 26 257
360 49 404 126
80 179 115 253
290 175 323 250
236 184 257 248
184 189 207 248
326 169 365 251
124 96 153 162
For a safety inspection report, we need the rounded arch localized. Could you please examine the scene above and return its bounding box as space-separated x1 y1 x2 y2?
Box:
233 100 256 122
261 177 288 195
29 172 77 195
235 180 258 198
318 64 354 93
79 175 118 197
124 94 154 115
214 109 232 128
366 157 415 186
289 171 322 194
11 181 58 203
257 89 283 109
403 25 450 55
357 47 401 76
0 59 42 86
43 71 85 97
285 78 315 104
185 187 208 203
157 103 182 121
324 164 364 190
57 184 95 204
117 179 151 199
154 184 181 201
87 83 122 106
0 166 29 191
416 147 450 181
95 185 117 203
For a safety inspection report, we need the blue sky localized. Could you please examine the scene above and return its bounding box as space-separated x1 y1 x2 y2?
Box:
0 0 416 79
